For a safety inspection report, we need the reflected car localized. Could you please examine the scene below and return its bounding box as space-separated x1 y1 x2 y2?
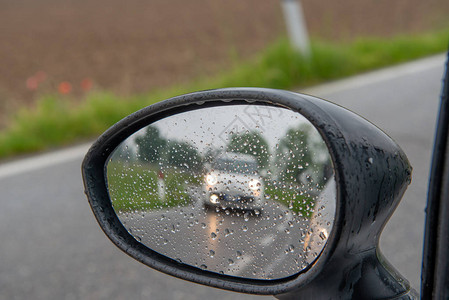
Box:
202 152 264 211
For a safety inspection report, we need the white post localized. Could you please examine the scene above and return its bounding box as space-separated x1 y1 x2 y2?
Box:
281 0 311 57
157 170 166 201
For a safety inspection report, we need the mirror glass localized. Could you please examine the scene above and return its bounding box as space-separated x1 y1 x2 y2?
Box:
106 103 335 280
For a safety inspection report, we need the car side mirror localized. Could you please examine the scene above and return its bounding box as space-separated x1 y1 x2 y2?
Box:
82 88 415 299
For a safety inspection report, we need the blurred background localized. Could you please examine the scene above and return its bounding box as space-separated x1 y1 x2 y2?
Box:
1 0 448 143
1 1 449 299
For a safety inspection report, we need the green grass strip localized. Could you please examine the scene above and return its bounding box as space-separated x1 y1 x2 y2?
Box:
1 28 448 159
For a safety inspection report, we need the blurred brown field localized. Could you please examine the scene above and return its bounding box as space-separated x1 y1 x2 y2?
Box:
0 0 448 127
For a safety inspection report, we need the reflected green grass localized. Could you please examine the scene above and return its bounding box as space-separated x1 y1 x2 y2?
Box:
107 161 201 212
107 160 318 217
264 182 315 218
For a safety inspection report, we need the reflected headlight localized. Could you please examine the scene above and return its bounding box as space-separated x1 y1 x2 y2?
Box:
206 174 218 185
210 194 219 204
248 179 261 190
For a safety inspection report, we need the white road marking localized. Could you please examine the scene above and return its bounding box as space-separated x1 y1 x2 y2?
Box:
262 238 298 276
276 223 287 232
0 54 445 179
232 254 254 276
260 234 276 246
263 255 287 276
0 143 91 180
276 209 295 232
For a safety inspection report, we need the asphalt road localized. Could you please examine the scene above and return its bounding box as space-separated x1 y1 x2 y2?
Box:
117 196 323 281
0 54 446 299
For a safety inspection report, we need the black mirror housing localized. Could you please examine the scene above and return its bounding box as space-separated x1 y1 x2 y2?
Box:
82 88 415 298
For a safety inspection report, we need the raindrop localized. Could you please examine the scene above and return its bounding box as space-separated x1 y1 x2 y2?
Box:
319 231 327 240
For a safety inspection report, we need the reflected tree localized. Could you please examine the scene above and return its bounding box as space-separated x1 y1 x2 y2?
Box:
269 124 331 216
134 125 203 172
227 131 270 169
167 141 203 172
275 124 329 186
135 126 167 163
203 147 222 166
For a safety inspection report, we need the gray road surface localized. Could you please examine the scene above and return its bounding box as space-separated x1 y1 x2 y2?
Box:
0 54 446 299
117 202 314 280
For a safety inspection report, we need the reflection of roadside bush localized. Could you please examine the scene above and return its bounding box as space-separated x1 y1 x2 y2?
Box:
264 181 315 218
135 126 203 172
107 162 201 212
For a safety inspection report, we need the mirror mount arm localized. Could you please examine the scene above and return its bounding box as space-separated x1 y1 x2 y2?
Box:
276 248 417 299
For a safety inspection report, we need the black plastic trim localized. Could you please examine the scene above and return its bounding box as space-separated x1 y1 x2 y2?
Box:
82 88 413 297
421 51 449 299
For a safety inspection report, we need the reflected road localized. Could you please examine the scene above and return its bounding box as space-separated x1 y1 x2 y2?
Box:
118 199 312 279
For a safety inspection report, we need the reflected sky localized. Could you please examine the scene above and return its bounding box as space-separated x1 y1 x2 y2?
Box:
127 104 328 161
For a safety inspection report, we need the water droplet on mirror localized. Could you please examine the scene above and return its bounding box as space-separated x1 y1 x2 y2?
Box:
106 103 336 280
319 231 328 240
